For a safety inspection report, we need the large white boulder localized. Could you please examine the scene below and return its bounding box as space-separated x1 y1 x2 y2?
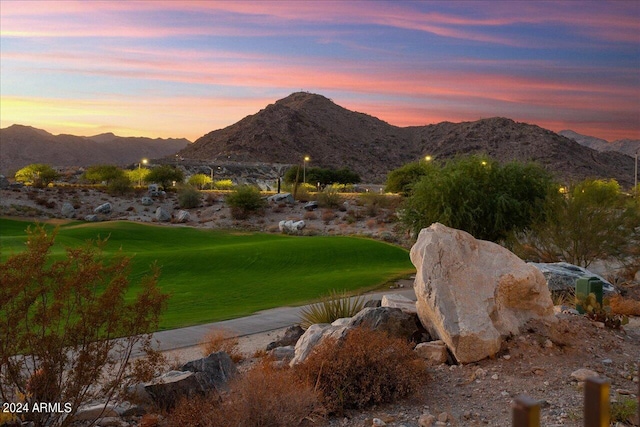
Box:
410 223 555 364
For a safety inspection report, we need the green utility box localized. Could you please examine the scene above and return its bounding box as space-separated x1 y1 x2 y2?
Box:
575 276 603 314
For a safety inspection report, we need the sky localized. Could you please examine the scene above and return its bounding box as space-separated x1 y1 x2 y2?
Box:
1 1 639 142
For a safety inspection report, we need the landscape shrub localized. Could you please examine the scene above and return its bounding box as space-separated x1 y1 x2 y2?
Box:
400 155 555 242
213 179 234 190
177 185 202 208
226 185 266 219
200 328 243 363
168 361 322 427
107 175 133 195
82 164 126 184
303 210 317 220
0 225 168 427
299 290 365 329
609 294 640 316
385 161 433 195
316 187 342 208
511 179 640 267
295 327 428 413
188 173 213 189
321 209 336 224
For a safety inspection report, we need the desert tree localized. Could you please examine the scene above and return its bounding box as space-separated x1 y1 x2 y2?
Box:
512 179 640 268
145 165 184 189
385 161 434 195
81 164 126 185
0 225 168 427
226 185 266 219
14 164 59 188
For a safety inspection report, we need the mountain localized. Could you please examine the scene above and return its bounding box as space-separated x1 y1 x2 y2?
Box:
559 130 639 158
0 125 190 174
178 92 635 186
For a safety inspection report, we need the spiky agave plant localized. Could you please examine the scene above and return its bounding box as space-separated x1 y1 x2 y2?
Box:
299 290 365 329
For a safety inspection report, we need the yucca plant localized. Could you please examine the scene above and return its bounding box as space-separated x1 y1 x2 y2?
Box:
299 289 365 329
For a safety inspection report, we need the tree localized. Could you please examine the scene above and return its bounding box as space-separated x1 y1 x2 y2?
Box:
178 185 202 208
82 165 126 184
385 161 433 195
145 165 184 189
226 185 266 219
512 179 640 267
14 164 59 188
400 155 555 242
125 167 150 186
188 173 213 190
0 225 168 427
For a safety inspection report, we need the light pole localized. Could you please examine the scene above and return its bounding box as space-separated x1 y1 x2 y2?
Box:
205 166 214 189
635 149 638 198
424 155 432 162
138 158 148 187
303 156 310 183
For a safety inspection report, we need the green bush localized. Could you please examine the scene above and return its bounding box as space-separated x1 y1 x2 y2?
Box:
145 165 184 189
226 185 266 219
82 164 126 184
107 176 133 195
213 179 234 190
400 155 555 242
299 290 365 329
295 327 427 413
188 173 212 190
385 161 433 195
178 185 202 208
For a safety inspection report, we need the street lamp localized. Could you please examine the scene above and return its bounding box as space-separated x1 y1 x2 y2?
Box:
204 166 214 189
424 155 432 162
303 156 310 183
138 158 148 187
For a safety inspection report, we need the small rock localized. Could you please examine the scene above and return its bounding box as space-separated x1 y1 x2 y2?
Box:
372 418 386 426
571 368 600 382
491 374 499 380
84 214 99 222
503 355 511 360
418 413 435 427
97 417 126 427
616 389 633 395
94 202 112 214
474 368 487 379
602 358 613 365
437 412 448 422
544 339 553 348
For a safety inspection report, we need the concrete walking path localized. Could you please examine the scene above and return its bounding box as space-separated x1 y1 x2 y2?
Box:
146 282 416 354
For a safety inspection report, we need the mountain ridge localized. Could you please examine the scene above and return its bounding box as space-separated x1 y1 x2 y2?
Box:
177 92 634 186
0 124 190 174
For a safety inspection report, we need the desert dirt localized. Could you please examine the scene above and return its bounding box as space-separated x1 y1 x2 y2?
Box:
1 186 639 426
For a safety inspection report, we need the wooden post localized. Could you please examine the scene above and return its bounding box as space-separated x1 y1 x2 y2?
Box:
584 377 609 427
513 395 540 427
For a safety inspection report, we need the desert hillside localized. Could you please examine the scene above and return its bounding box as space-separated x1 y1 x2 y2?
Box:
179 92 635 186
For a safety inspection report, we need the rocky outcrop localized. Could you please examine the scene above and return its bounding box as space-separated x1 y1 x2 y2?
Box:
529 262 615 294
290 306 420 365
410 223 555 364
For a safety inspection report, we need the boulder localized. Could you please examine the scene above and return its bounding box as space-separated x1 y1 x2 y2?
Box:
267 192 294 204
84 214 99 222
268 345 295 362
94 202 112 214
290 323 349 366
73 403 119 421
278 220 306 233
410 223 555 364
179 351 237 391
349 307 418 340
529 262 615 294
266 325 305 351
61 202 76 218
144 370 211 410
414 340 448 365
140 196 153 206
176 210 191 223
381 293 417 314
364 299 382 308
0 175 9 189
155 206 171 222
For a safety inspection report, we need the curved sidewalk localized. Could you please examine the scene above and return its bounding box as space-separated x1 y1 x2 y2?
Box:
146 282 416 354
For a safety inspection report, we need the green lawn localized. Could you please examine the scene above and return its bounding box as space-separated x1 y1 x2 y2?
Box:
0 218 414 330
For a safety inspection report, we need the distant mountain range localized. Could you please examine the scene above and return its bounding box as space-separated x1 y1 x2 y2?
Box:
177 92 634 186
0 125 190 174
559 130 639 157
1 93 635 187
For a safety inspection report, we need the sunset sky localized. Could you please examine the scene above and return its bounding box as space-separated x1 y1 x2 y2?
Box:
1 0 638 142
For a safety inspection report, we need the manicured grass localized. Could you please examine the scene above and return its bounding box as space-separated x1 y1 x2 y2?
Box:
0 218 415 330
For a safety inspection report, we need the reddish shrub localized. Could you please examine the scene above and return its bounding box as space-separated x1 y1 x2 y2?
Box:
295 327 428 413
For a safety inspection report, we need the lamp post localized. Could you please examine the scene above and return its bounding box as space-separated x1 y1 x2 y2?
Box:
424 155 432 162
303 156 310 183
138 158 148 187
205 166 214 189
